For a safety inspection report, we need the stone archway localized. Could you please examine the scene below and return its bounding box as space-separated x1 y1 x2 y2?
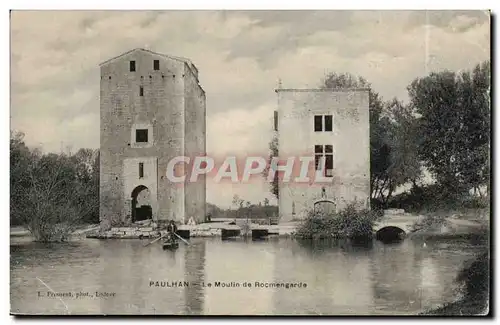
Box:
313 199 336 215
131 185 152 222
375 226 406 243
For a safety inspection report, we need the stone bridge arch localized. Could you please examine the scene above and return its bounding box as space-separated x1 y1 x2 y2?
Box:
375 226 406 243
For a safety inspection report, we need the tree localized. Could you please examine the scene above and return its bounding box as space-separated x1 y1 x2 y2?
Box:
408 61 490 199
263 134 279 199
19 154 98 242
232 194 244 211
10 131 100 241
10 131 33 225
373 99 422 203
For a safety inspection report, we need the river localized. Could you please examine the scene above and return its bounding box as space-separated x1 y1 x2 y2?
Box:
10 236 485 315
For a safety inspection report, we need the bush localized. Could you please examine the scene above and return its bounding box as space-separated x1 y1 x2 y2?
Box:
424 250 489 315
294 202 383 239
457 251 489 303
409 214 450 233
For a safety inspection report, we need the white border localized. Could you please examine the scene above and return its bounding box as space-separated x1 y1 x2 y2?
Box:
3 2 498 325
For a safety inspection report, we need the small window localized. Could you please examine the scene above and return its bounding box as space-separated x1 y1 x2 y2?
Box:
136 129 148 143
314 115 323 132
325 155 333 176
325 145 333 153
314 155 321 170
325 115 333 131
139 86 144 97
273 111 278 131
130 61 136 72
153 60 160 70
314 145 323 170
139 163 144 178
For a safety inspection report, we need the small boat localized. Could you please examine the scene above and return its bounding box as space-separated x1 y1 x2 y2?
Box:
162 240 179 250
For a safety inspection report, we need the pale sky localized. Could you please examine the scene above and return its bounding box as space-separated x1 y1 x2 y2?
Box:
10 10 490 208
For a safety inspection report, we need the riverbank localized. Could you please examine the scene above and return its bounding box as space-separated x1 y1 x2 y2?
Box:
422 299 488 316
85 220 299 240
10 208 488 241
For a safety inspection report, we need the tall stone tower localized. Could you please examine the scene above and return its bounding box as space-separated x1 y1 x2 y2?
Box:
99 48 206 227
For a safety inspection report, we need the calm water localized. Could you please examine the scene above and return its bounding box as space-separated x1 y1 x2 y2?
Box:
10 236 485 315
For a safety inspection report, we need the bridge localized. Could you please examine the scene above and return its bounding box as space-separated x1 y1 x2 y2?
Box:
372 210 426 242
373 211 424 233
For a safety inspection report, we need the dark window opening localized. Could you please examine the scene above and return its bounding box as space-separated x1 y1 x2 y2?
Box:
139 86 144 97
314 155 321 170
153 60 160 70
314 115 323 132
273 111 278 131
314 144 334 176
325 154 333 177
130 61 136 72
136 129 148 143
139 163 144 178
325 115 333 131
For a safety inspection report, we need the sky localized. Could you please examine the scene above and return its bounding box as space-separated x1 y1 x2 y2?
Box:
10 10 490 208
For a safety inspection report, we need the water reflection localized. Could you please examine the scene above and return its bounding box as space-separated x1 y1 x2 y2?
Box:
10 236 485 315
183 241 205 315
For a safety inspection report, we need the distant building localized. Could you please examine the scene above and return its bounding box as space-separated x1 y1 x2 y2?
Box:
275 88 370 222
99 48 206 227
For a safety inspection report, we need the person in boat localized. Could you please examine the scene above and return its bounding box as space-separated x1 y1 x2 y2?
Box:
166 220 178 243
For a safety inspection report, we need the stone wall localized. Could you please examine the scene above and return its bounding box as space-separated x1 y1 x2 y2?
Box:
276 89 370 222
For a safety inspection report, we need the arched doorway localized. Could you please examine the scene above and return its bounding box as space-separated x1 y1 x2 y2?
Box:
313 200 336 215
131 185 152 222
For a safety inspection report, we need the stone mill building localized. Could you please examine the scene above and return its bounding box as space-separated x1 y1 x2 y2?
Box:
275 88 370 222
99 48 206 227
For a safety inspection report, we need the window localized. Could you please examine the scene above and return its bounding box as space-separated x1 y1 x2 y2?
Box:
130 61 136 72
153 60 160 70
139 86 144 97
314 115 323 132
325 115 333 132
273 111 278 131
314 145 334 177
136 129 148 143
139 163 144 178
314 115 333 132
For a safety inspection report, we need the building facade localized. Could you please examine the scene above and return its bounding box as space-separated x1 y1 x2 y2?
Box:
275 88 370 222
99 48 206 227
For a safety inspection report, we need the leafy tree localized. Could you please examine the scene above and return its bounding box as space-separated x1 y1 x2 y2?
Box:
408 61 490 199
376 99 422 203
10 131 33 225
10 131 100 241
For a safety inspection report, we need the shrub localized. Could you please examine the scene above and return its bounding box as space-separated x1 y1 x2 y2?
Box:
423 250 489 315
294 202 383 239
409 214 450 233
457 251 489 303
